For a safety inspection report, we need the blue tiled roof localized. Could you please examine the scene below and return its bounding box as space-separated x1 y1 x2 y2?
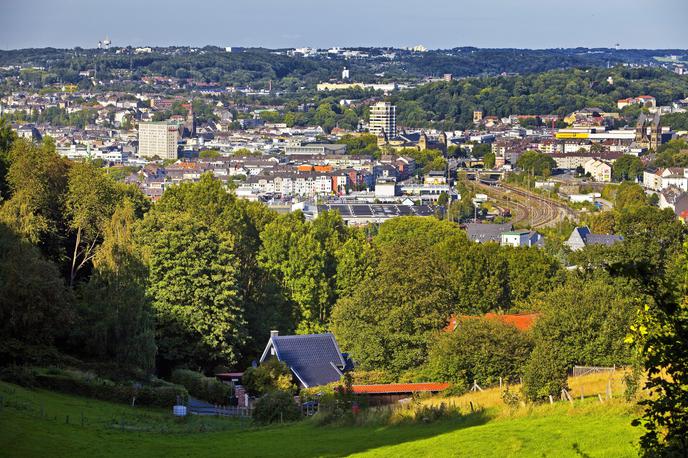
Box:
465 223 513 243
263 333 345 388
585 233 624 246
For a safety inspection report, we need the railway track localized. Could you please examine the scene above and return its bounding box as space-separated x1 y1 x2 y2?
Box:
475 181 578 228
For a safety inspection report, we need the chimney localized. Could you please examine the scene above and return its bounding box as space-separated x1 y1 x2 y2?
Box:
270 330 279 338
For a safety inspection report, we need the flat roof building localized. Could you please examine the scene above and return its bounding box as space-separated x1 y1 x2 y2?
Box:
138 121 179 160
369 102 396 138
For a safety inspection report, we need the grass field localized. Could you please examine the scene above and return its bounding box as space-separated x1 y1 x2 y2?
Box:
0 374 643 457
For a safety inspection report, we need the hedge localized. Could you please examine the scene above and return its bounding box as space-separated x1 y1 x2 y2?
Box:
0 366 187 408
170 369 231 405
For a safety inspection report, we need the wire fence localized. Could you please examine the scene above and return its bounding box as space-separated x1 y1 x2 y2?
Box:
0 386 253 435
571 365 617 377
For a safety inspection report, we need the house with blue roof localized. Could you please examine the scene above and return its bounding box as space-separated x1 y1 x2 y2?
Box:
259 331 351 388
565 226 624 251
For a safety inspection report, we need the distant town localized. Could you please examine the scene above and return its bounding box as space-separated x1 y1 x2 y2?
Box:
2 46 688 235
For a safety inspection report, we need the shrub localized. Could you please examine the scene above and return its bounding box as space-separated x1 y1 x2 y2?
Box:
349 370 395 385
501 388 521 408
170 369 231 405
242 359 296 396
252 390 302 425
425 318 533 388
25 368 188 407
522 345 569 402
0 365 37 387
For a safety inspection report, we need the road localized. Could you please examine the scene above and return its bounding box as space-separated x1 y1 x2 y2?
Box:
474 181 578 229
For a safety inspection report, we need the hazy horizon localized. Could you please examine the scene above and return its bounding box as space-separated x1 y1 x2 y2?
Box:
1 0 686 51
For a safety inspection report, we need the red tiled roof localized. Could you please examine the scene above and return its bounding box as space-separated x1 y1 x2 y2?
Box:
350 383 450 394
445 313 539 332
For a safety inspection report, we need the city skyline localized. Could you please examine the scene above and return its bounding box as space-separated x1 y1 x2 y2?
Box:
1 0 686 50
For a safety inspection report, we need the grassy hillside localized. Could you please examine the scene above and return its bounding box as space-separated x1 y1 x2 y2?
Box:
0 374 642 457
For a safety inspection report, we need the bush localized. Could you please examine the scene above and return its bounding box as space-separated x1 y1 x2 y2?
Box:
242 359 296 396
20 368 188 407
425 318 533 388
0 365 37 387
252 390 302 425
349 370 395 385
170 369 231 405
522 345 568 402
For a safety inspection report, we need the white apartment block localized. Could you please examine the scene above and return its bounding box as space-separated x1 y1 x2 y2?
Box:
369 102 396 137
248 173 347 196
138 121 179 160
583 159 612 182
643 168 688 192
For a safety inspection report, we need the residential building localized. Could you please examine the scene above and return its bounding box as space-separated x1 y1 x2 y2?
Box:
259 331 350 388
500 230 543 247
284 142 347 156
643 168 688 192
583 159 612 182
617 95 657 110
138 121 179 159
375 177 397 198
565 227 624 251
551 152 622 170
369 102 396 137
658 186 688 221
464 223 513 243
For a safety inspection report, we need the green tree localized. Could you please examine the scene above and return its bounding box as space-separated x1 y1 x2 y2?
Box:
426 318 533 388
242 358 296 396
516 150 556 176
0 223 72 363
522 343 569 401
452 242 510 313
0 138 69 263
614 181 647 210
331 217 465 374
65 161 119 285
259 210 347 334
0 117 16 199
77 201 156 372
612 155 643 182
199 149 221 159
529 274 640 368
630 243 688 456
483 152 496 169
139 210 245 373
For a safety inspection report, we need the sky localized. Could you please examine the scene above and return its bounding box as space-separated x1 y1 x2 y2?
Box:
1 0 686 50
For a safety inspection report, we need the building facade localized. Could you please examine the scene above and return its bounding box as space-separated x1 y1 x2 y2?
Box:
138 121 179 160
369 102 396 137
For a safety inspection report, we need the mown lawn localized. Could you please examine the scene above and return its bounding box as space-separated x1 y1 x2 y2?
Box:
0 381 641 457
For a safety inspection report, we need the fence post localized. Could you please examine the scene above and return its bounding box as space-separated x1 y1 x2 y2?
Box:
580 386 584 401
606 380 612 400
548 395 554 404
499 377 502 390
598 394 604 403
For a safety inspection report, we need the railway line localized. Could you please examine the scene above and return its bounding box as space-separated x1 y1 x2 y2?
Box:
475 181 578 228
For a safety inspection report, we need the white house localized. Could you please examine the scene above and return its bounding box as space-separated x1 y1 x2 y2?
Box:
583 159 612 182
